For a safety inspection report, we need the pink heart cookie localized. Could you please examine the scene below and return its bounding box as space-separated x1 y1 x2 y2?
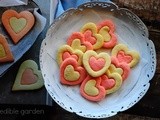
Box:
60 58 87 85
80 75 106 102
97 20 117 49
110 56 130 80
21 68 37 85
2 9 35 44
67 32 93 52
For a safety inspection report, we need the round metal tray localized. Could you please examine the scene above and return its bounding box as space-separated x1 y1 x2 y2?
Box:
40 2 156 118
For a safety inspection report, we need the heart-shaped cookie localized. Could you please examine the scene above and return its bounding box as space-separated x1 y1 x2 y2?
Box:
100 75 116 90
83 50 111 77
98 26 117 49
0 34 14 63
101 71 122 95
12 60 44 91
67 32 93 52
56 45 83 66
80 22 104 50
80 75 106 102
2 9 35 44
110 56 130 80
97 20 115 33
111 44 140 68
97 20 117 48
60 58 87 85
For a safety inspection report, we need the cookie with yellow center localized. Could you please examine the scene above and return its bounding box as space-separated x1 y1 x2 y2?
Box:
2 9 35 44
97 19 117 49
80 75 106 102
0 34 14 63
60 58 87 85
67 32 93 52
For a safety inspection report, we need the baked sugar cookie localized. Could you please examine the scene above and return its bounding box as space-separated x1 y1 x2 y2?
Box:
67 32 93 52
83 50 111 77
12 60 44 91
80 75 106 102
2 9 35 44
97 20 117 49
101 71 122 95
80 22 104 50
111 44 140 68
56 45 83 66
60 58 87 85
0 34 14 63
109 56 130 80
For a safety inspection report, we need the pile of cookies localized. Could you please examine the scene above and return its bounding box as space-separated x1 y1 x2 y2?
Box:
56 20 140 102
0 9 35 63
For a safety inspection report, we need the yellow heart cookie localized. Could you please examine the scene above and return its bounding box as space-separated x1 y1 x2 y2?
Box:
56 45 83 66
80 22 104 50
83 50 111 77
108 64 123 75
99 26 111 42
111 44 140 68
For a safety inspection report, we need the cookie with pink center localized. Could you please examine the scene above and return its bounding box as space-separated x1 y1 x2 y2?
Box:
60 58 87 85
97 20 117 49
67 32 93 52
111 44 140 68
80 75 106 102
80 22 104 50
109 56 131 80
100 71 122 95
82 50 111 77
12 60 44 91
56 45 83 66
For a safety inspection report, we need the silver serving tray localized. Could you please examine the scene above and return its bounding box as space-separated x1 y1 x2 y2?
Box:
40 1 156 118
